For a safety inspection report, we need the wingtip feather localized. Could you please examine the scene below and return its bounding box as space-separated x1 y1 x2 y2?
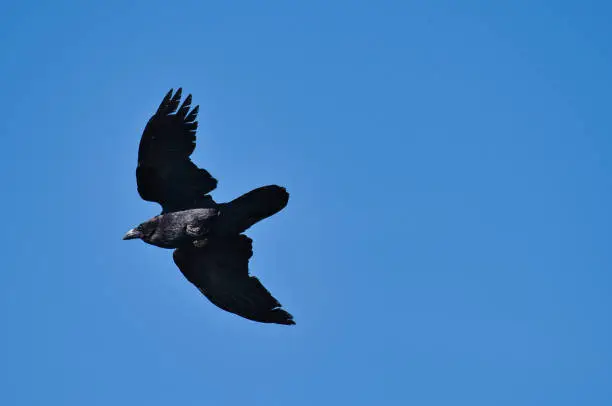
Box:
156 88 174 113
185 105 199 123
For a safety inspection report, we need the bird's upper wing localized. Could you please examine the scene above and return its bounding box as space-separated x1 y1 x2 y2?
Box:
136 88 218 213
173 235 295 325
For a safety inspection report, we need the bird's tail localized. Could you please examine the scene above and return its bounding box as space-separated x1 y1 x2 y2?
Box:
221 185 289 233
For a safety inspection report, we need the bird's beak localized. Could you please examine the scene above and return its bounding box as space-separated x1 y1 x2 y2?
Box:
122 228 142 240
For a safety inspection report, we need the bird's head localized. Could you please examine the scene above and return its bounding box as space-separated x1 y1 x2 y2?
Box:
123 218 159 242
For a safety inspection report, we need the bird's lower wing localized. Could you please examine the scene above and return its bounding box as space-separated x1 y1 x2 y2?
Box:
173 235 295 325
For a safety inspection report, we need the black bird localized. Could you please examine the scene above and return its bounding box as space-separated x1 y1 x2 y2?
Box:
123 88 294 325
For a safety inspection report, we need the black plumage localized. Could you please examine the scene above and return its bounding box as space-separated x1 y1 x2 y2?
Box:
123 88 294 325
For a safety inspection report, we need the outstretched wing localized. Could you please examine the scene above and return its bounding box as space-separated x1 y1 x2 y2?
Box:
137 88 217 213
173 235 295 325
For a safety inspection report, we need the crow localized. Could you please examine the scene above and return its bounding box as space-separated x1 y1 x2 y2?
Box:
123 88 294 325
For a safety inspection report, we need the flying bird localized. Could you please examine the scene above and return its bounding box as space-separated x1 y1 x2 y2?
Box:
123 88 294 325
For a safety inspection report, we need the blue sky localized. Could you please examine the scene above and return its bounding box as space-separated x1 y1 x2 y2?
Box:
1 1 611 405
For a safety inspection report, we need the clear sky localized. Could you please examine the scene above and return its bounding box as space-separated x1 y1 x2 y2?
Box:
1 1 611 405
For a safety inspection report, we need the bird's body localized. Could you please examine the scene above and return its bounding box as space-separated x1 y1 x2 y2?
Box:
123 88 294 325
128 208 219 249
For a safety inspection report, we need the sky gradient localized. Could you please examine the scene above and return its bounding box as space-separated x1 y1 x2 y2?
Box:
1 1 611 405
